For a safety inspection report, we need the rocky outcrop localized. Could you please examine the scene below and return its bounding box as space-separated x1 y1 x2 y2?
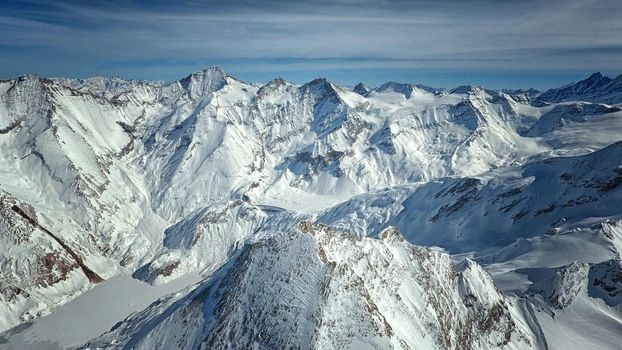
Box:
83 225 534 350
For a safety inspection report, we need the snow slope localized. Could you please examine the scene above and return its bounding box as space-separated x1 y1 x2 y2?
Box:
83 224 539 350
0 69 621 349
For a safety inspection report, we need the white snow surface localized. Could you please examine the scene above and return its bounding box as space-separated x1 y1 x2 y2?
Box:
0 69 621 349
0 273 201 350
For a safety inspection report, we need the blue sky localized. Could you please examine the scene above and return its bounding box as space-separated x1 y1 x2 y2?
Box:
1 0 621 89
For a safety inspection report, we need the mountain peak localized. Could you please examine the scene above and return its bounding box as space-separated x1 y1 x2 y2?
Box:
353 82 371 96
265 76 291 88
257 77 292 96
179 66 228 98
587 72 604 80
537 71 620 103
450 85 478 94
183 66 227 80
306 77 330 86
576 71 610 86
375 81 415 98
300 77 337 96
375 81 440 97
16 74 41 82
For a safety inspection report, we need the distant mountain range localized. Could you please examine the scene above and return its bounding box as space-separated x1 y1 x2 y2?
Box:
537 72 622 104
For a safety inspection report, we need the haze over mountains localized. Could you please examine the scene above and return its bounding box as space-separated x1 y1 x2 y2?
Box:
0 68 621 349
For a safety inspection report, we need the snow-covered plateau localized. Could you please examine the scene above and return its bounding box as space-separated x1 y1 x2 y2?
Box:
0 68 621 349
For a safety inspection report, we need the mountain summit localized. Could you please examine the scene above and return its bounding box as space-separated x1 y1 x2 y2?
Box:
537 72 622 103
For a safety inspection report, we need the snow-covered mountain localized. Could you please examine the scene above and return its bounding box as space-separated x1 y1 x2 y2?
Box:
84 224 539 350
0 69 621 349
537 72 622 104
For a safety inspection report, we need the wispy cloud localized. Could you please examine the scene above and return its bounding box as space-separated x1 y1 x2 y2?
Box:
0 0 620 88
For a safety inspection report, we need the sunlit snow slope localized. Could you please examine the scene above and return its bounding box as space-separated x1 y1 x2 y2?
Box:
0 69 621 349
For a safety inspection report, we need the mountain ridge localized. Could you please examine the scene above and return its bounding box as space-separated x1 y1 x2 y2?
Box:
0 67 621 349
5 69 621 103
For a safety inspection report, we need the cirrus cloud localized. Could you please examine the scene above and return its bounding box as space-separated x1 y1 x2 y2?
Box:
0 0 620 89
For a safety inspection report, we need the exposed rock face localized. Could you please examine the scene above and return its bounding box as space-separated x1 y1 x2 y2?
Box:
0 191 93 329
353 82 371 96
589 259 622 306
521 261 590 309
